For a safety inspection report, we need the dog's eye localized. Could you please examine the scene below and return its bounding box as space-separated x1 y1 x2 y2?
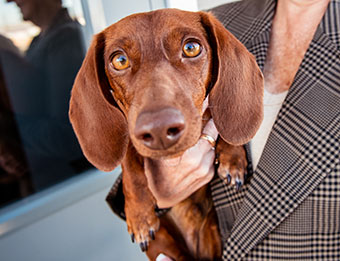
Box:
182 41 201 57
111 53 130 70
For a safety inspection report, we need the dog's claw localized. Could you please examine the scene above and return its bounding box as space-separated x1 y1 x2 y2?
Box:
236 178 243 191
149 229 155 240
226 173 231 184
244 171 249 181
125 210 160 253
140 241 148 252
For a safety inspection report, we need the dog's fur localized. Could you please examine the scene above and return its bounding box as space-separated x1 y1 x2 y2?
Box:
69 9 263 260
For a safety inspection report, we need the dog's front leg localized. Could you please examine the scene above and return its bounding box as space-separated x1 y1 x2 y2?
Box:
122 143 160 252
216 140 248 189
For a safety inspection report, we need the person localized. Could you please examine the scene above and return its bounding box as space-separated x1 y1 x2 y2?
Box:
109 0 340 260
0 35 32 206
0 0 89 192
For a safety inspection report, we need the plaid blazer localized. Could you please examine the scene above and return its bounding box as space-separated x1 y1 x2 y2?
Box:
209 0 340 260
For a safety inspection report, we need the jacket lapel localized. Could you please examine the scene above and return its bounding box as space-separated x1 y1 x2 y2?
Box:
222 1 340 259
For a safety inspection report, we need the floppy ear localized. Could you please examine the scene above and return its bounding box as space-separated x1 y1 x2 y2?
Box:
69 32 128 171
200 12 264 145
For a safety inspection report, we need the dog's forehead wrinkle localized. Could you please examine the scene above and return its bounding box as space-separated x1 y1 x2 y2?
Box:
135 59 181 83
145 82 177 102
129 12 204 49
105 13 206 67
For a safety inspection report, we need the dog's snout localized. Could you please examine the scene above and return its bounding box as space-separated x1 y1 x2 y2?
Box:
134 108 185 150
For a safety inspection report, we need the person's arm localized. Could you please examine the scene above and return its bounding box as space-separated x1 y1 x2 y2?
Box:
45 25 85 121
15 25 86 160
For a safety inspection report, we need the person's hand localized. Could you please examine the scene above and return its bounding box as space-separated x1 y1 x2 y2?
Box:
156 253 173 261
144 98 218 208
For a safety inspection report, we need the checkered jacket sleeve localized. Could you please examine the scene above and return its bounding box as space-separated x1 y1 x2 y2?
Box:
209 0 340 260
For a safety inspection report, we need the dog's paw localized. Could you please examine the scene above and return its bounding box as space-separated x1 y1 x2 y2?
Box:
215 141 248 190
125 205 160 252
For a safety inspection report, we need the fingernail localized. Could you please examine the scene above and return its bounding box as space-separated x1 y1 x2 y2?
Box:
156 253 172 261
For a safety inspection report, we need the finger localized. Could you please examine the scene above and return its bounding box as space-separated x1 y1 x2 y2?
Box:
180 148 215 189
166 165 214 207
153 149 215 208
182 157 215 196
202 95 209 112
161 119 218 164
161 156 182 167
198 148 215 180
156 254 173 261
203 118 218 139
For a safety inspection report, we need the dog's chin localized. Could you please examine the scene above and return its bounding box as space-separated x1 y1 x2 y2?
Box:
131 130 201 159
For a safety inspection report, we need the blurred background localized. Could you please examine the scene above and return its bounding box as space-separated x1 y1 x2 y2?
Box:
0 0 236 260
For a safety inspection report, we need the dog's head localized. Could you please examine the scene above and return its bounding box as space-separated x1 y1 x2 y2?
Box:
69 9 263 171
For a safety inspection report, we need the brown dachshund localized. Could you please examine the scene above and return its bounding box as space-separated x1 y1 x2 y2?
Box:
69 9 263 260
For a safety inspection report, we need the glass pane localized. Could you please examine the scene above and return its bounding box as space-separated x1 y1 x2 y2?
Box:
0 0 92 208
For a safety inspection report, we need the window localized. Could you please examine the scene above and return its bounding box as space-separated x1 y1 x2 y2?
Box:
0 0 92 208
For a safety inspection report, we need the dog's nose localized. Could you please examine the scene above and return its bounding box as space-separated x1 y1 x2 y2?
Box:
134 108 185 150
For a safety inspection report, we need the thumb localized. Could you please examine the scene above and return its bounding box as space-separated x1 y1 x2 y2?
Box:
156 253 173 261
202 118 218 140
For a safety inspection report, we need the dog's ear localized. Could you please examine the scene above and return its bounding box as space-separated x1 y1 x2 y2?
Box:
200 12 263 145
69 32 128 171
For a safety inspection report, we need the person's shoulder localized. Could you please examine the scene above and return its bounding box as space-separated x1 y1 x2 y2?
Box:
51 20 83 38
0 34 21 56
209 0 268 26
209 0 246 15
44 19 84 48
209 0 249 18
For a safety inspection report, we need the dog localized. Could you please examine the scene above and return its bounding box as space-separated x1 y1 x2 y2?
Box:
69 9 263 260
